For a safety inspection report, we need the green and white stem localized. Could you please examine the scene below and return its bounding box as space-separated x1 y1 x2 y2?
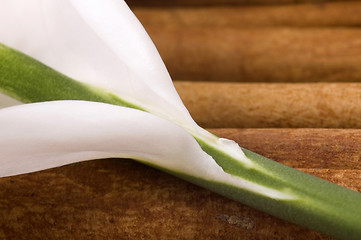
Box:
0 1 360 239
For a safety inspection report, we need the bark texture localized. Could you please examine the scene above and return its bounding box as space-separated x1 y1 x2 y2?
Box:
175 82 361 128
134 2 361 28
146 27 361 82
128 0 355 7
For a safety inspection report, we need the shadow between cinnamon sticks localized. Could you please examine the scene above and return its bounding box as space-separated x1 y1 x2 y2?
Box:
0 128 359 240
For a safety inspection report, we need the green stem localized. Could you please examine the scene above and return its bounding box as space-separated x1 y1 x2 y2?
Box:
1 43 360 240
195 139 361 240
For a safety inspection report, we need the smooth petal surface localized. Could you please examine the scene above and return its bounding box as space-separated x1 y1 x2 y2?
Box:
0 0 194 127
0 101 206 177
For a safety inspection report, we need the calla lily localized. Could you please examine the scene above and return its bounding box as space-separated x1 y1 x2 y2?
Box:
0 1 360 239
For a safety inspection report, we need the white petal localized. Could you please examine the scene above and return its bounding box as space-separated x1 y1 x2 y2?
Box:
0 101 295 200
0 101 211 177
0 0 194 127
0 0 253 187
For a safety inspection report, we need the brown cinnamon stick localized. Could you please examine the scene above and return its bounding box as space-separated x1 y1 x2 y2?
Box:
128 0 353 7
134 2 361 28
1 128 360 239
146 27 361 82
175 82 361 128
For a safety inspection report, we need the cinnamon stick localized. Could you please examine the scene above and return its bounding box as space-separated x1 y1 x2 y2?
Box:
134 2 361 28
175 82 361 128
146 27 361 82
1 128 359 239
128 0 352 7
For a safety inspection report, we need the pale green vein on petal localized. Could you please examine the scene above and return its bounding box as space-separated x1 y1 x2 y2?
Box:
0 92 21 108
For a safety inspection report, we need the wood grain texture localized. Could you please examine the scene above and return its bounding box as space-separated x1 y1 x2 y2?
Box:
134 2 361 28
175 82 361 128
1 128 360 240
146 27 361 82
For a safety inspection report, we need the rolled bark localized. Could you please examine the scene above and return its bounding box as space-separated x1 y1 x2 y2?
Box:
134 2 361 29
175 82 361 128
128 0 353 7
1 128 360 239
147 27 361 82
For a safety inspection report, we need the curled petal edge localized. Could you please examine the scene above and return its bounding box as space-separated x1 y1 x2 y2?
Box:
0 0 193 127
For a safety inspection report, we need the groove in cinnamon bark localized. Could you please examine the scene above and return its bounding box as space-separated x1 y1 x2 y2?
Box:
147 28 361 82
1 128 359 240
175 82 361 128
134 2 361 29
